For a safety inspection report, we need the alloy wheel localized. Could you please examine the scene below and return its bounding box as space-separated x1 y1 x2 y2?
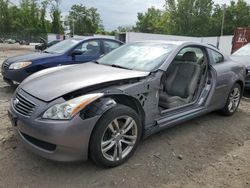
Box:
101 116 138 162
228 87 240 113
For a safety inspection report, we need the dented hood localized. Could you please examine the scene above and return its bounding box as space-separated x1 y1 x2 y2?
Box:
20 62 149 101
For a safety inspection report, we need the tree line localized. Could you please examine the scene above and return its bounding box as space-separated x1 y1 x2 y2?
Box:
0 0 103 38
133 0 250 36
0 0 249 39
0 0 64 37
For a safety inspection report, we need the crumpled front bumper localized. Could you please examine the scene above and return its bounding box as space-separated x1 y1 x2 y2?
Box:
8 89 100 162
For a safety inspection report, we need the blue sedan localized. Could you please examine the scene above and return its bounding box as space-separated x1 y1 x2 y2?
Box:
1 37 123 85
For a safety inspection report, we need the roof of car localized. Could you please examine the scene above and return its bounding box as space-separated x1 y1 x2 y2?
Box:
132 40 221 51
132 40 214 46
71 37 123 43
132 40 188 45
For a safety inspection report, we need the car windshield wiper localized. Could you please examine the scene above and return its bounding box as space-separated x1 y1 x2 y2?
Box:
43 50 57 54
92 60 100 64
110 64 132 70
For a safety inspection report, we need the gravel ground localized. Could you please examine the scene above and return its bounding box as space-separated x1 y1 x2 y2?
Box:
1 44 250 188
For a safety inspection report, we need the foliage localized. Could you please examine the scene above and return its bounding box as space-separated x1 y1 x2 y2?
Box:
0 0 250 38
0 1 104 37
135 0 250 36
0 0 63 37
223 0 250 35
50 0 64 34
67 4 103 35
134 7 166 34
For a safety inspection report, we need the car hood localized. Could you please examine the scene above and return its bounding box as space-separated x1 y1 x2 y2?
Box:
230 55 250 68
6 52 58 63
20 62 150 102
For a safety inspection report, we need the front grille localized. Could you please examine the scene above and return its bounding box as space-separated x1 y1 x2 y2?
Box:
13 92 37 116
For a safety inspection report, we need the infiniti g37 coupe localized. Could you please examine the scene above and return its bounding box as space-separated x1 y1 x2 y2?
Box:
1 37 123 85
8 41 246 167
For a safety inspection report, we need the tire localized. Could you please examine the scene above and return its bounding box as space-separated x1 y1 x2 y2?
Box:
219 83 241 116
89 104 142 167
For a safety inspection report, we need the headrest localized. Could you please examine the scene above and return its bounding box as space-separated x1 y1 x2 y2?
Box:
182 51 197 62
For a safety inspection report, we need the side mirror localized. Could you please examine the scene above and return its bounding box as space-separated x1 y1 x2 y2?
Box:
71 49 83 56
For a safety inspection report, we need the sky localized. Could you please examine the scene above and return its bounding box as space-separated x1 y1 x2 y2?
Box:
11 0 250 31
60 0 165 31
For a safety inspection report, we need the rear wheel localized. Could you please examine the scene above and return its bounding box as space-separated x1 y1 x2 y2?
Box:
219 83 241 116
90 105 141 167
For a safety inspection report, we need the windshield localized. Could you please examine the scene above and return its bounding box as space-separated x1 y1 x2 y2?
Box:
44 39 81 54
98 42 177 72
233 43 250 56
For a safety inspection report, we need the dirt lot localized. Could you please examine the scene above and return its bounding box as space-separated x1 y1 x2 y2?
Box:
1 44 250 188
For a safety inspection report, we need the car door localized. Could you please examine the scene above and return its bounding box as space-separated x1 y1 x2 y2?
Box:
207 48 233 109
73 39 102 63
159 46 209 114
156 45 209 127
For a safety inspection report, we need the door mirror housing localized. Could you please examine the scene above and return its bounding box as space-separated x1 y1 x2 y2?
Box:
71 49 83 56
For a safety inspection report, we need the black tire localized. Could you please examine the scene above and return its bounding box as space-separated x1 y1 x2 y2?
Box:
219 83 241 116
89 104 142 167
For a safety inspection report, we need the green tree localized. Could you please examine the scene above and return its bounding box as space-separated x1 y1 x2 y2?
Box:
67 4 102 35
135 7 166 34
223 0 250 35
0 0 11 33
50 0 64 34
40 0 49 33
8 5 22 32
0 0 52 38
165 0 214 36
117 25 134 32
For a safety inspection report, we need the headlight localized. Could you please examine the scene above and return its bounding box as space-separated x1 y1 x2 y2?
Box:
42 93 103 120
9 61 32 69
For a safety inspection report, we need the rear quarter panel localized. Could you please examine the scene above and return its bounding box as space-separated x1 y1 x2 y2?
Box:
208 60 245 110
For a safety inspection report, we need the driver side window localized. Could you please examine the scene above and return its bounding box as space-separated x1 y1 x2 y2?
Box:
75 40 101 56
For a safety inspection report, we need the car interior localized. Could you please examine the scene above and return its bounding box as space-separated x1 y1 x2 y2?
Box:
159 46 208 110
76 40 101 56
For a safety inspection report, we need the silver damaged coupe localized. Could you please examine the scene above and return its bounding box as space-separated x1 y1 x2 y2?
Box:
8 41 246 167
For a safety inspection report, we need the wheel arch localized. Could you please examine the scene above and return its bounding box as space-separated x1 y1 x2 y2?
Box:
85 94 145 160
83 93 146 131
235 80 244 96
108 94 145 126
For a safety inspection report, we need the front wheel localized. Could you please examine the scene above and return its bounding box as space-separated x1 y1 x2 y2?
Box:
89 104 142 167
219 83 241 116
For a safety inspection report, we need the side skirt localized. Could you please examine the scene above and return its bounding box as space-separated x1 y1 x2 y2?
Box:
143 107 208 138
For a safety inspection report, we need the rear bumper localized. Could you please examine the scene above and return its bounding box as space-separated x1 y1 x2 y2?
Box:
9 93 100 162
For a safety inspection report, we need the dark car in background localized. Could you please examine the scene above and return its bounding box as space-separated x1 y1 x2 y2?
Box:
35 39 61 51
230 43 250 89
1 37 123 85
